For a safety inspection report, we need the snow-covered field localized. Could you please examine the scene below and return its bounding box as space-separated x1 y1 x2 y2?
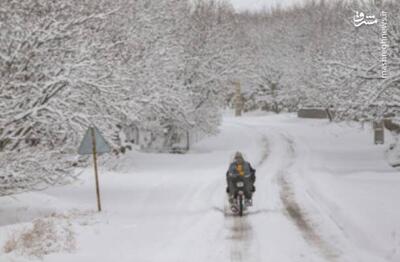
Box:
1 113 399 262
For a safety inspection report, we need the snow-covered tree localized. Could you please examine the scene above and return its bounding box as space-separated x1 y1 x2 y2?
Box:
182 0 249 133
235 0 399 119
0 0 135 195
0 0 247 195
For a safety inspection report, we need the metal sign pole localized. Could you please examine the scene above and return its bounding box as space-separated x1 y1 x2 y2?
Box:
90 127 102 212
78 125 110 211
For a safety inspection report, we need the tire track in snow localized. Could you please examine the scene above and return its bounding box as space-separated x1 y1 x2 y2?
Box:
226 202 262 262
256 136 270 167
228 217 254 262
277 134 339 262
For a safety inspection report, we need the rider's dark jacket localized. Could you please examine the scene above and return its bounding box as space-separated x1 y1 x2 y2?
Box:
226 160 256 198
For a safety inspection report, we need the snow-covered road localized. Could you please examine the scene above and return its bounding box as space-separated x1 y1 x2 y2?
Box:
1 113 400 262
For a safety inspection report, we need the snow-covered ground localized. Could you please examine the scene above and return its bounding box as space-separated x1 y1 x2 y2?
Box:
1 113 400 262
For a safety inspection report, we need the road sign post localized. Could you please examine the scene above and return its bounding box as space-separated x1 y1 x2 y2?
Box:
78 125 111 212
90 127 102 212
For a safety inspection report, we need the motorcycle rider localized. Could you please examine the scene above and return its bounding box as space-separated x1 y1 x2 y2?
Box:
226 151 256 206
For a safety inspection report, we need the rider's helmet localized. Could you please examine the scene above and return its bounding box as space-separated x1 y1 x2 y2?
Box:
234 151 244 163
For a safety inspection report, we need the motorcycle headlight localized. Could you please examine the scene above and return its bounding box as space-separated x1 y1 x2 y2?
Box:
236 181 244 187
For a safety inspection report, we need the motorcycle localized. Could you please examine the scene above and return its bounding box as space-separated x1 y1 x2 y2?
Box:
229 179 252 216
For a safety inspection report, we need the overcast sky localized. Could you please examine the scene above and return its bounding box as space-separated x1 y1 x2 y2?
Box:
229 0 306 11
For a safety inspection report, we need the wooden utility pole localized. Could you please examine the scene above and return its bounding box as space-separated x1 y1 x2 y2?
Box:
90 127 102 212
235 81 243 117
